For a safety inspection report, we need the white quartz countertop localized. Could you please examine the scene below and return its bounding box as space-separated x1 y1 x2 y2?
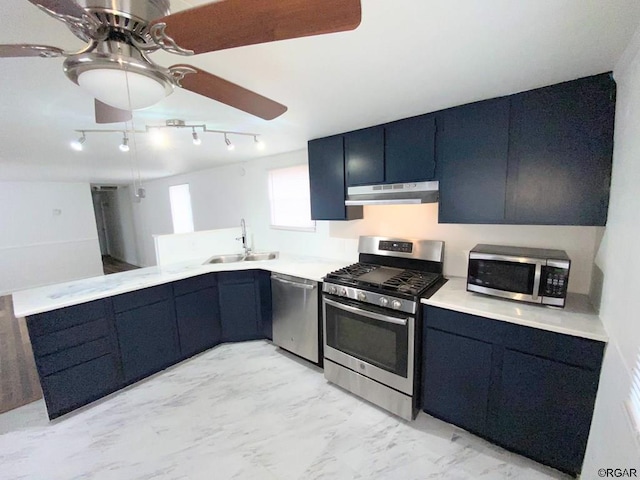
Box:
12 254 352 318
421 277 607 342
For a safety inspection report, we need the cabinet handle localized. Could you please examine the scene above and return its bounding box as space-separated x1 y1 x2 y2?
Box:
272 276 316 290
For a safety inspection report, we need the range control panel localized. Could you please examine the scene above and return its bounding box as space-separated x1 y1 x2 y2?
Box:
540 266 569 298
379 240 413 253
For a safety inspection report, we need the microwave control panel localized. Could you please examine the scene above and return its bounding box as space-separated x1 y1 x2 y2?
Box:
540 266 569 298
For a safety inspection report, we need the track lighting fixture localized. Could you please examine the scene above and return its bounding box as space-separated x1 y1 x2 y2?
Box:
225 133 235 151
71 120 262 152
192 128 201 146
119 134 130 152
70 133 86 152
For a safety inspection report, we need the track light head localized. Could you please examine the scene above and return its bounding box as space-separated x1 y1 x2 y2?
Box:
192 129 201 146
254 135 265 151
119 134 130 152
225 133 235 151
71 133 86 152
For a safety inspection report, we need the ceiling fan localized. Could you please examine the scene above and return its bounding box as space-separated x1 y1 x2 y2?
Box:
0 0 362 123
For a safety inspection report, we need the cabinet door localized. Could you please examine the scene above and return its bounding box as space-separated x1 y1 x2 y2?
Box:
345 126 384 186
255 270 273 340
385 115 436 183
218 271 261 342
492 349 599 475
175 286 221 358
308 136 362 221
507 73 615 226
116 299 179 383
422 327 493 434
437 97 510 223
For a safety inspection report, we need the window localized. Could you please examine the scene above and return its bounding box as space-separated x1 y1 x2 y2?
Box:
268 165 316 231
169 184 194 234
626 349 640 445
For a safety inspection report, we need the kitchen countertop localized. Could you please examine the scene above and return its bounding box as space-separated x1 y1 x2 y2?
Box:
12 254 351 318
421 277 608 342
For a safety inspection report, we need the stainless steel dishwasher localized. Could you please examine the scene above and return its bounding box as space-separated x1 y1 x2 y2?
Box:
271 273 320 364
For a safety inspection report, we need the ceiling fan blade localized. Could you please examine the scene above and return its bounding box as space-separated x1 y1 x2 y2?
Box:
171 64 287 120
95 99 132 124
26 0 99 41
0 44 64 58
153 0 361 54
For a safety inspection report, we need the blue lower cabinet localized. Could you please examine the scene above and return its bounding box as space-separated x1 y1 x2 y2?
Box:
218 271 262 342
256 270 273 340
490 349 600 475
421 306 604 476
41 354 120 418
175 286 222 358
422 328 493 434
115 298 180 383
26 298 123 419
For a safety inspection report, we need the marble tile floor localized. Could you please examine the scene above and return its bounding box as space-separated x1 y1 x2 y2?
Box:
0 341 570 480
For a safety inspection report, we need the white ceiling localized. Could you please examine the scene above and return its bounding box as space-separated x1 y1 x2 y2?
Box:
1 0 639 184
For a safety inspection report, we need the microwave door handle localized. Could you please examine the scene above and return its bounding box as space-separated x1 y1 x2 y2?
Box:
324 298 408 326
532 263 543 301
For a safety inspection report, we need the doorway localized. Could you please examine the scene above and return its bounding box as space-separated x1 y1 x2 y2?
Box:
91 186 140 274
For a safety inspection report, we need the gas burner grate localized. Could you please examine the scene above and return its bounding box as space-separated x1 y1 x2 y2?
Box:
382 270 442 295
326 263 379 280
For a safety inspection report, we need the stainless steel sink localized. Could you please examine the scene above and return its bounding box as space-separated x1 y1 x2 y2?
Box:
203 253 246 264
244 252 279 261
203 251 278 264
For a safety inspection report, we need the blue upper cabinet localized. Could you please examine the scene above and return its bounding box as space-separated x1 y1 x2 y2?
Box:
385 115 437 184
438 73 615 226
345 126 385 186
308 135 363 221
344 116 437 187
437 98 511 224
506 73 615 226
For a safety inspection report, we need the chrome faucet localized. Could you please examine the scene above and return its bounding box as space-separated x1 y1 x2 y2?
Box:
236 218 251 255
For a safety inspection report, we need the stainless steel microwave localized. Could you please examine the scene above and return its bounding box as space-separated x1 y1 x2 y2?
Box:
467 244 571 308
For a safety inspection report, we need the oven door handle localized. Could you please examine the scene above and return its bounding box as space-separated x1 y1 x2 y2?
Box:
324 298 409 326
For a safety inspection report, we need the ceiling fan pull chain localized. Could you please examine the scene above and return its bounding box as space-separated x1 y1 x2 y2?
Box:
149 24 194 56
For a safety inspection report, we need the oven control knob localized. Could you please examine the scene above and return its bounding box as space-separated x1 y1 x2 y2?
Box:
357 292 367 301
328 285 337 295
340 288 348 297
379 297 389 307
391 300 402 310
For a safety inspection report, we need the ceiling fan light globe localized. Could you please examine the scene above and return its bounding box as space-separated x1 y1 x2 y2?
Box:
78 69 168 110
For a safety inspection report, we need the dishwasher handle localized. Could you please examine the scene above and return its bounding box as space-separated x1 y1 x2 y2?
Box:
272 275 317 290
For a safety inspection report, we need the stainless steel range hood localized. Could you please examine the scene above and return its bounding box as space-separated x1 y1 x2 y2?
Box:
345 181 439 206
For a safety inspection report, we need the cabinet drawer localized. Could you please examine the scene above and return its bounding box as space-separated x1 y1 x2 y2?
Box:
424 306 506 343
173 273 217 297
30 318 110 357
42 354 120 419
27 300 107 337
36 337 113 377
112 284 172 313
502 323 605 371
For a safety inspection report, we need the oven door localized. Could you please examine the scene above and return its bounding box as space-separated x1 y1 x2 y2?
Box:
323 296 414 395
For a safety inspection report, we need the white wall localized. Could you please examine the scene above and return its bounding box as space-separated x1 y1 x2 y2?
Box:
0 181 103 295
582 24 640 476
130 150 601 294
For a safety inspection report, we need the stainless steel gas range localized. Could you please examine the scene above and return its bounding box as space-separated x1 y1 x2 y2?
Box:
322 236 446 420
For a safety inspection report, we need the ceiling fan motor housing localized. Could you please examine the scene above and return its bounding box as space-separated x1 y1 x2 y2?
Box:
62 1 176 111
78 0 171 45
